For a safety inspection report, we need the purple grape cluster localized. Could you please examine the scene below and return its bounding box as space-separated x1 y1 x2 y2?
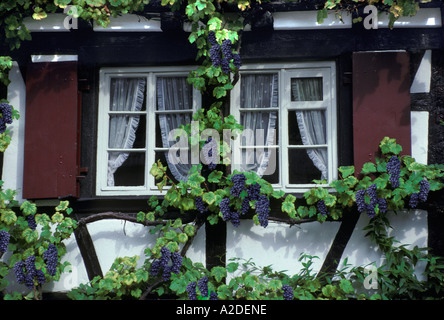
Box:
186 282 197 300
0 103 13 134
367 184 378 208
355 184 386 218
240 198 250 215
247 183 261 201
202 137 217 171
233 54 242 69
208 31 217 46
409 193 419 208
316 200 329 216
198 276 209 297
387 156 401 188
230 211 241 227
13 261 26 284
195 196 208 216
208 32 242 74
282 285 294 300
15 255 46 289
0 230 10 253
240 183 261 216
171 252 183 274
220 198 232 221
150 246 183 281
418 179 430 202
230 173 246 197
36 269 46 286
220 40 233 74
27 215 37 231
209 44 222 68
160 246 172 280
219 198 241 227
221 39 233 60
409 179 431 208
355 189 367 213
255 195 270 228
43 244 58 276
378 197 388 213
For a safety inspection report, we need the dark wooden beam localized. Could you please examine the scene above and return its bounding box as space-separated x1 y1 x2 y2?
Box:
74 222 103 281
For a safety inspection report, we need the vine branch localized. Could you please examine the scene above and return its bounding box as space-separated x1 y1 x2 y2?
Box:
76 212 168 228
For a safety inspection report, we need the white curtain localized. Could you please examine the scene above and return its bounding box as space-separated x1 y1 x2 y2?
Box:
157 77 193 182
292 78 328 180
239 74 278 177
107 78 146 186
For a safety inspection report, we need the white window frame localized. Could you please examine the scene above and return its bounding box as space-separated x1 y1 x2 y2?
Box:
96 66 201 196
230 62 338 193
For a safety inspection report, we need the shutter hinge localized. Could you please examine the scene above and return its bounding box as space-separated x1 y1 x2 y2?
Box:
76 167 89 180
343 72 352 84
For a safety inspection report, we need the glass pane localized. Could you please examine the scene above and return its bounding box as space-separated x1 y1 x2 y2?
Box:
156 113 192 148
288 110 326 145
155 151 180 185
240 73 278 109
110 78 146 111
108 115 145 149
240 112 278 146
156 77 193 111
291 77 323 101
262 149 279 184
288 111 303 145
288 149 326 184
108 152 145 186
239 148 279 184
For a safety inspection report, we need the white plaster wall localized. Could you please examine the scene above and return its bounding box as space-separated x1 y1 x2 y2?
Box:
226 210 427 281
411 111 429 165
410 50 432 94
87 219 206 275
2 224 89 294
43 234 89 292
226 220 341 277
3 62 26 204
339 210 428 280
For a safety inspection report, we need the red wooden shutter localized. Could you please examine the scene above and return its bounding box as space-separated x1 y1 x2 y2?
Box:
352 51 411 174
23 61 79 199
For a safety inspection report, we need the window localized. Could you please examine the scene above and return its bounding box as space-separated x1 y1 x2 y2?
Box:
231 62 337 192
96 67 201 196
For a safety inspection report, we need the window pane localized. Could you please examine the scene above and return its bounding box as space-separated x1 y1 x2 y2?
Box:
109 115 146 149
239 148 279 184
155 151 182 185
288 110 326 146
240 73 278 109
240 112 278 146
156 77 193 111
288 149 327 184
291 77 323 101
108 152 145 186
155 113 192 148
288 111 303 145
110 78 146 111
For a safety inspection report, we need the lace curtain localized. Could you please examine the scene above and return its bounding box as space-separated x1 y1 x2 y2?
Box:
157 77 193 182
292 78 328 180
107 78 146 186
239 73 278 177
